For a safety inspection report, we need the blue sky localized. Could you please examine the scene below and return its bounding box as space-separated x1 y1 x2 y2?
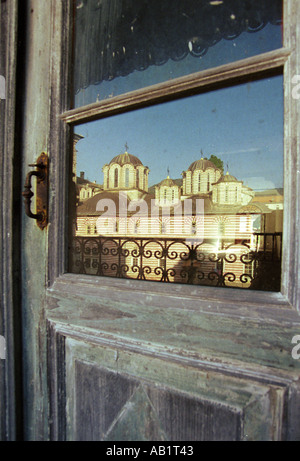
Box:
74 73 283 192
73 18 283 192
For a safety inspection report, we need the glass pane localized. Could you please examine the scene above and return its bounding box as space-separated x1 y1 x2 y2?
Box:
69 74 283 292
73 0 282 107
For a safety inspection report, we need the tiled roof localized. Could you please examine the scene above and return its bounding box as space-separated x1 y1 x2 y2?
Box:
187 158 221 172
109 152 144 167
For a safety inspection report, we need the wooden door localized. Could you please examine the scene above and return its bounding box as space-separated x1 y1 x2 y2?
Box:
3 0 300 441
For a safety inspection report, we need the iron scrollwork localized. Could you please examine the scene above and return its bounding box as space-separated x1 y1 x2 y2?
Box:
70 233 282 292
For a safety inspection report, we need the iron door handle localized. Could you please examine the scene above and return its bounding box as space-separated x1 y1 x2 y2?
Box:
22 152 48 230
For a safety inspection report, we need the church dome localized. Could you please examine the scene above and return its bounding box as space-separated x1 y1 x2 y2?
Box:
156 176 178 187
214 172 241 184
155 176 181 205
188 158 220 172
109 152 143 167
103 149 149 193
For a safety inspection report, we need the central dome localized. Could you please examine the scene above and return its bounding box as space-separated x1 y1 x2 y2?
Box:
188 158 220 172
103 150 149 193
109 152 143 167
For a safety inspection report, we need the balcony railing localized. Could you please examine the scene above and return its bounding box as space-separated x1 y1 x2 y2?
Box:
69 232 282 291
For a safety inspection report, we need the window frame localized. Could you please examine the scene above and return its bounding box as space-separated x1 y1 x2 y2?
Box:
0 0 24 441
48 0 300 317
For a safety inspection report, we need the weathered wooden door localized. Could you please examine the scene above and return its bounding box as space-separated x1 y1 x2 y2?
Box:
3 0 300 441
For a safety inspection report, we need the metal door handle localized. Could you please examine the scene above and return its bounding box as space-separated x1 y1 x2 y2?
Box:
22 152 48 230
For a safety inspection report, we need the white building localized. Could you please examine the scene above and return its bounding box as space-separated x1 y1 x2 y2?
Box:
102 150 149 200
71 149 279 289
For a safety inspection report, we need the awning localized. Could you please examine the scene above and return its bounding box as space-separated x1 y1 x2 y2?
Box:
74 0 282 93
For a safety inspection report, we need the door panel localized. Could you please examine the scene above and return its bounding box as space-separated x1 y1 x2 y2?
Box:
46 274 300 441
71 360 242 441
47 321 294 441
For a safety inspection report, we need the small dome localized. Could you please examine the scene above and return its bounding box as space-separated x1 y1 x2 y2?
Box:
214 172 240 184
109 152 143 167
156 176 178 187
188 158 220 172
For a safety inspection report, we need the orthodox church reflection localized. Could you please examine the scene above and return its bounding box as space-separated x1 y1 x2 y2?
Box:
70 143 283 291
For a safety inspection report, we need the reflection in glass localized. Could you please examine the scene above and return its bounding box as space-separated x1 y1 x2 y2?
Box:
73 0 282 107
69 75 283 291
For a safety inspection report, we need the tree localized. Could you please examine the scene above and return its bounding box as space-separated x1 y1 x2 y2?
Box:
207 154 224 172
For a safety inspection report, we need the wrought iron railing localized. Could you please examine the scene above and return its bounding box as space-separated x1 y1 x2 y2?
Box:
69 232 282 291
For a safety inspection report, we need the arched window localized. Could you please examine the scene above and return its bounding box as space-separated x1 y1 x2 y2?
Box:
114 168 118 187
125 168 129 188
218 222 225 236
198 173 201 192
161 221 166 234
134 220 139 234
136 169 139 188
191 221 197 235
164 189 167 204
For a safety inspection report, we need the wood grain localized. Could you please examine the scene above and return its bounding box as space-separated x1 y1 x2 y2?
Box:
61 48 290 125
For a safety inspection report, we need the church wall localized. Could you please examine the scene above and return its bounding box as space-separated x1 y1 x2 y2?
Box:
241 187 255 205
185 171 192 194
191 168 219 194
182 175 186 194
136 165 148 191
102 165 109 190
120 164 135 189
103 163 149 192
144 170 148 191
183 167 222 196
108 164 121 189
75 155 258 288
76 213 253 242
155 186 180 206
212 182 241 205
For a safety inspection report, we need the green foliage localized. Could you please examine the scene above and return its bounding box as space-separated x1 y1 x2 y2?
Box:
205 154 224 172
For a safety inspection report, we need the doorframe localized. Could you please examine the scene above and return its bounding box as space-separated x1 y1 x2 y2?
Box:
45 0 300 441
3 0 300 441
0 0 26 441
